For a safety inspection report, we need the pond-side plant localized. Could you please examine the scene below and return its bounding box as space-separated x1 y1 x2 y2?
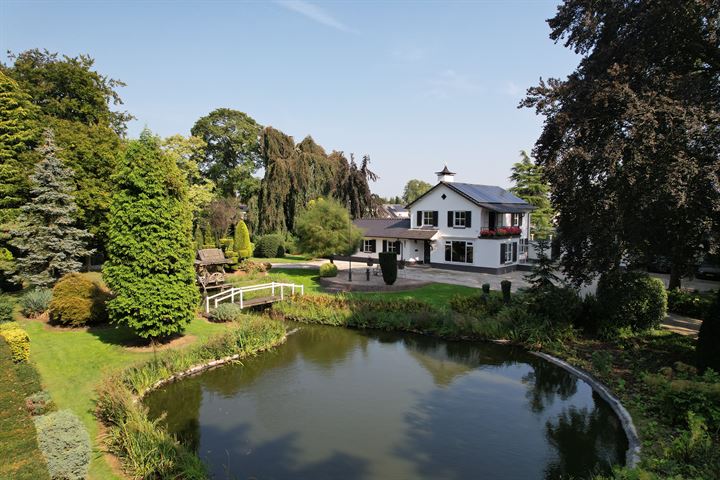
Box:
209 303 243 322
20 288 52 318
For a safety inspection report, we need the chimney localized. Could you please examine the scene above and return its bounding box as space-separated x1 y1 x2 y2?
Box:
435 165 456 183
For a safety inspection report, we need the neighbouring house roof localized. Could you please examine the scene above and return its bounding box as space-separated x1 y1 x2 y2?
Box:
354 218 437 240
406 181 535 213
379 204 409 219
196 248 232 265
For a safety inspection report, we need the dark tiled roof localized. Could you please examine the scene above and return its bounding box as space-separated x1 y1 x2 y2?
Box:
353 219 437 240
406 181 535 213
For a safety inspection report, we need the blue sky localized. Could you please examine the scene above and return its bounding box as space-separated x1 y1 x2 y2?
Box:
1 1 578 197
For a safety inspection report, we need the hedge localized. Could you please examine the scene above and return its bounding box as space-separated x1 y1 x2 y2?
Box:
254 234 285 258
0 324 30 363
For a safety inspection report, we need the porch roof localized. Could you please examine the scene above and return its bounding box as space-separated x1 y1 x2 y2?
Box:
353 218 437 240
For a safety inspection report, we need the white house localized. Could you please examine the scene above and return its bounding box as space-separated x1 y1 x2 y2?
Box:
352 166 535 274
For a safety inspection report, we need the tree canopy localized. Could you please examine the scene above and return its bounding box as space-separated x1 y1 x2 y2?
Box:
103 130 198 339
190 108 262 199
295 198 363 257
402 179 432 204
522 0 720 288
509 151 554 239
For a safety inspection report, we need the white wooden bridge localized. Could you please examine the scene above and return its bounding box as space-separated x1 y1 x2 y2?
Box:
204 282 304 314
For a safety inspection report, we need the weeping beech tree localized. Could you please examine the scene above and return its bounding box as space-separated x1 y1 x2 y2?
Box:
257 127 378 235
104 130 198 340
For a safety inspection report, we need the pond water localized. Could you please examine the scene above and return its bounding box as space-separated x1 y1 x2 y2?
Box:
145 323 628 479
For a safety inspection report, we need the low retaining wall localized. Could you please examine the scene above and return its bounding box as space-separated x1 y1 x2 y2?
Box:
531 351 641 468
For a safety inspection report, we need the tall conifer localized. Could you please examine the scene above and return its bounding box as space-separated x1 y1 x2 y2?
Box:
10 130 92 287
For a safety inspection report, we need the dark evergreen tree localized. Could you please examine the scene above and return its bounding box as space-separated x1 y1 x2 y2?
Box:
697 290 720 373
10 130 92 287
334 153 379 219
257 127 294 234
510 151 554 239
525 239 560 291
103 130 198 340
522 1 720 288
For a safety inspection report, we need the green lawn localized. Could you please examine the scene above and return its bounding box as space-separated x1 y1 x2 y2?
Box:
19 314 229 480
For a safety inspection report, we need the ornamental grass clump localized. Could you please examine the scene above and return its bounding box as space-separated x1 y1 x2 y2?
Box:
20 288 52 318
49 273 109 326
34 410 90 480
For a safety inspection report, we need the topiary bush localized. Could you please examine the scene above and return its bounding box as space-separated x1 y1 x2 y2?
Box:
319 263 338 278
378 252 398 285
209 303 244 322
34 410 91 480
500 280 512 304
234 220 253 259
596 271 668 335
20 288 53 318
49 273 109 327
254 234 285 258
0 325 30 363
697 290 720 374
481 283 491 295
0 295 13 323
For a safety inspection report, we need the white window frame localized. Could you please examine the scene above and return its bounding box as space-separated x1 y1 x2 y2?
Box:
445 240 474 264
386 241 399 253
422 211 434 226
363 240 374 253
511 213 522 227
453 211 466 228
504 241 513 263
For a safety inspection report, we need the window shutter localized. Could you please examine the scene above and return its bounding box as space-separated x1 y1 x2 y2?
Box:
416 211 422 227
445 243 451 261
432 211 438 227
512 242 518 262
394 241 401 255
447 211 453 227
500 243 507 264
489 212 496 230
466 211 472 228
370 240 376 253
382 240 387 252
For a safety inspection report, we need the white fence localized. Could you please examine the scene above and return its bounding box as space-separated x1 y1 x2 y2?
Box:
204 282 304 314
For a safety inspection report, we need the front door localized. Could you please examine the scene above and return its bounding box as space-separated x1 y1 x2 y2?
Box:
424 240 431 264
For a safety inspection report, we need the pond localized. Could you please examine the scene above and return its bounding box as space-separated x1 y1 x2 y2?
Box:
145 323 628 479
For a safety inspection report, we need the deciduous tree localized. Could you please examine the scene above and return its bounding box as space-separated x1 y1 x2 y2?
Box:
190 108 262 199
295 198 362 257
402 179 432 204
162 134 215 222
10 130 92 287
103 130 198 339
522 0 720 288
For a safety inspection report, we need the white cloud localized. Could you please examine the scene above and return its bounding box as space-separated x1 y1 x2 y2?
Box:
276 0 354 33
426 69 483 98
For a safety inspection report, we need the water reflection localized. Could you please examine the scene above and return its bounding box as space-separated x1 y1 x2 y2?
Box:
146 323 626 479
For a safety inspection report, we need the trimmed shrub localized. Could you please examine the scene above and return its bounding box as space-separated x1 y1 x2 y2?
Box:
49 273 109 327
0 326 30 363
219 237 234 251
319 263 338 278
20 288 52 318
0 295 13 323
34 410 91 480
481 283 490 295
596 271 667 335
26 391 55 416
500 280 511 304
254 234 285 258
378 252 397 285
234 220 252 259
697 290 720 373
209 303 243 322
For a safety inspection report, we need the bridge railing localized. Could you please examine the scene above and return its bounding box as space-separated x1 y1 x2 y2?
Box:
205 282 305 313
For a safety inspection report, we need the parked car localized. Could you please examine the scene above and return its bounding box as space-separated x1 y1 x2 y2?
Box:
697 262 720 280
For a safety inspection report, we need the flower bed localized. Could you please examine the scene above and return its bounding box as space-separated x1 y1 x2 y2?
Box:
479 226 522 238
